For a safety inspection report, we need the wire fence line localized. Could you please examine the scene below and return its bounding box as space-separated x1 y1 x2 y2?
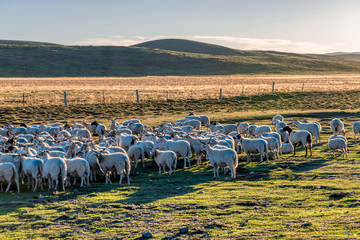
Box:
0 79 359 107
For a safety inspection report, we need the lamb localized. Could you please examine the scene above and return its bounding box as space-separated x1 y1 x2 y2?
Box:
353 122 360 141
255 125 272 136
0 162 20 192
127 145 145 168
98 152 131 185
152 149 177 176
328 138 347 157
283 126 312 157
206 123 225 133
77 128 92 141
83 150 104 181
96 124 107 141
156 137 192 168
281 143 294 154
247 125 258 138
277 128 290 143
272 115 284 125
182 135 206 164
182 119 201 130
201 144 238 180
128 122 144 135
136 141 155 158
16 155 43 192
118 134 138 151
239 137 269 163
292 120 321 144
186 114 210 126
41 152 67 191
237 122 249 135
274 119 287 131
64 158 91 187
330 118 345 136
259 136 280 160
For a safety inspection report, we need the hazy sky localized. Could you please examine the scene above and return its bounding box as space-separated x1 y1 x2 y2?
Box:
1 0 360 53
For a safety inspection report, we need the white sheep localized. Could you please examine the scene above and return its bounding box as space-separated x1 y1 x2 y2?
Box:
255 125 272 136
277 128 290 143
64 158 91 187
237 122 249 135
118 134 138 151
201 144 238 180
152 149 177 176
247 125 258 138
0 162 20 192
157 137 192 168
41 153 67 191
259 135 280 160
136 141 154 159
182 119 201 130
182 135 206 164
128 145 145 168
206 123 225 133
292 120 321 144
98 152 131 185
353 122 360 141
274 119 287 131
328 138 347 157
239 137 269 163
272 115 284 125
330 118 345 136
16 155 43 192
281 143 294 154
283 126 312 157
96 124 107 140
83 150 104 181
128 122 144 135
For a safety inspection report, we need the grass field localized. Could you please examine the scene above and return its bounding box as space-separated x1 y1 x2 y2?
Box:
1 74 360 106
1 91 360 239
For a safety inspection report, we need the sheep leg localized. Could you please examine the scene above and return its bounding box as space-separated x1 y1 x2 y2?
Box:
163 165 166 174
27 175 31 190
260 153 263 163
247 154 251 164
135 158 138 169
33 178 38 192
48 178 52 190
216 166 220 179
5 181 11 193
142 155 145 168
54 179 59 190
293 144 297 156
119 172 124 185
309 145 312 157
158 165 161 175
305 146 308 157
40 177 43 191
213 167 217 179
168 165 172 176
93 171 97 181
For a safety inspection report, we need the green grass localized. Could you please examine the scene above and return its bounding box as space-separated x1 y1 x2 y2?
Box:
1 91 360 239
1 39 360 77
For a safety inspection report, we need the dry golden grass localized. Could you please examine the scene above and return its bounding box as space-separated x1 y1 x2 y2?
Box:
1 74 360 106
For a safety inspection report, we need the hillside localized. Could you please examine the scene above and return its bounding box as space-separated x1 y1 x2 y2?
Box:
1 39 360 77
132 38 243 56
326 52 360 61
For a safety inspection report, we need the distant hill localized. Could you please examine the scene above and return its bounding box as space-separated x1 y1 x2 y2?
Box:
1 39 360 77
326 52 360 61
0 39 60 46
133 38 243 56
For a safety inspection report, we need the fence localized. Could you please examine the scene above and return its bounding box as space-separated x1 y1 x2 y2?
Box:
1 79 359 107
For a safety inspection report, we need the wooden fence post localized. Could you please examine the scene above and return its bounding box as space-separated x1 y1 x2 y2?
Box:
103 91 105 104
302 82 305 92
64 91 67 106
22 93 25 106
220 88 223 100
272 81 275 92
136 90 139 103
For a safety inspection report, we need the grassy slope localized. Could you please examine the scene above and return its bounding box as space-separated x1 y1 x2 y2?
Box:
1 92 360 239
1 40 360 77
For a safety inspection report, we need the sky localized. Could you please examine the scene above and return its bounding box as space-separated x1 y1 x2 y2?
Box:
1 0 360 54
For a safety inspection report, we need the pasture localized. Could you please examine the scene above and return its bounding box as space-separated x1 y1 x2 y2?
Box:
0 74 360 106
1 89 360 239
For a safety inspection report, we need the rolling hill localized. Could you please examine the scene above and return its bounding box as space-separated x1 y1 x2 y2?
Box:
132 38 243 56
1 39 360 77
326 52 360 61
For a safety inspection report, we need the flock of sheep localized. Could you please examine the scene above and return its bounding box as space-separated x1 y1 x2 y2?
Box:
0 113 356 193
